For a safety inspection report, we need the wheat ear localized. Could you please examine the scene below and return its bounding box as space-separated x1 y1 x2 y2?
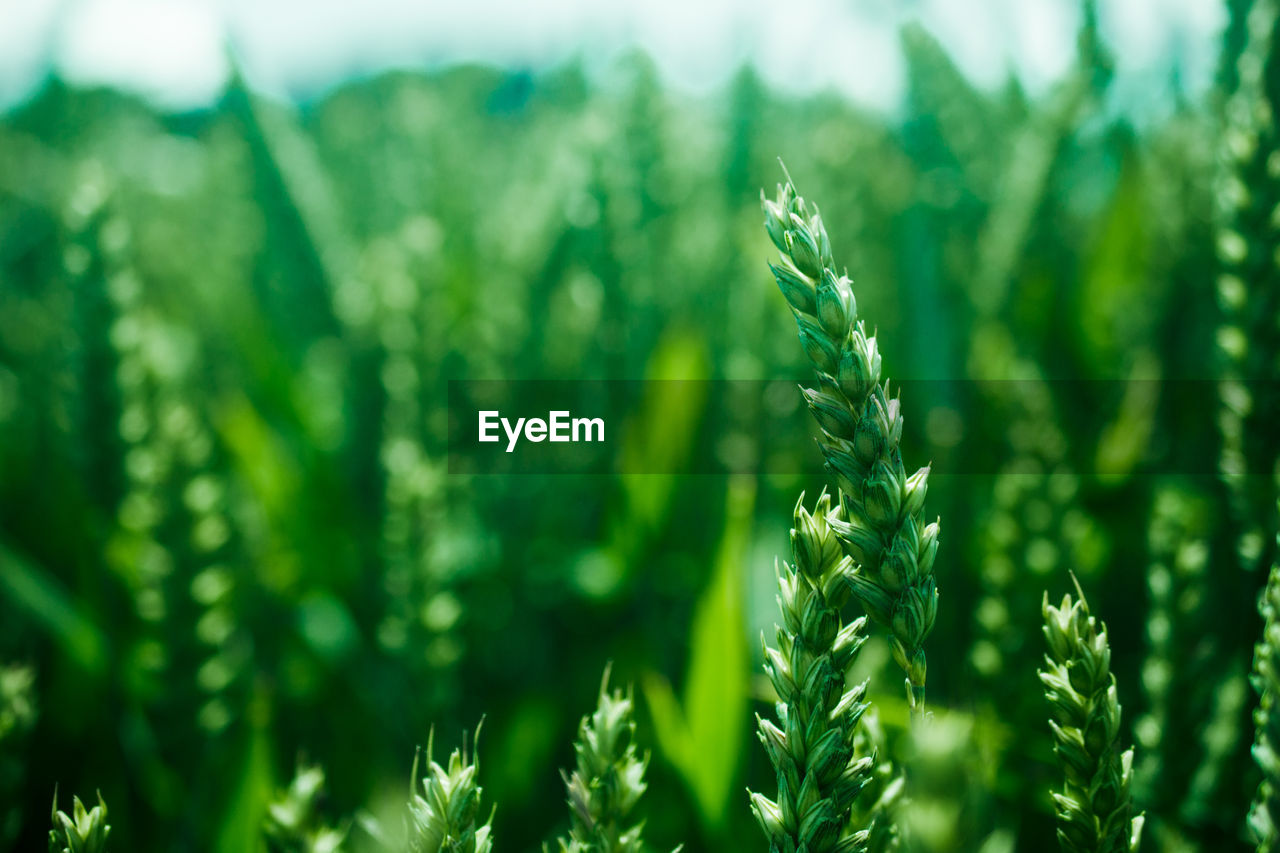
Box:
1250 506 1280 849
762 173 939 713
749 492 874 853
264 761 347 853
49 789 111 853
557 667 652 853
1040 582 1143 853
407 726 494 853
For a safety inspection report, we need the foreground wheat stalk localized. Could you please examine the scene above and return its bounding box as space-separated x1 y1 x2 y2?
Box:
1040 584 1143 853
749 492 874 853
557 669 651 853
762 174 939 714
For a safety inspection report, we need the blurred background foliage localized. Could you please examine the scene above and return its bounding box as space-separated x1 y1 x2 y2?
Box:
1 1 1278 850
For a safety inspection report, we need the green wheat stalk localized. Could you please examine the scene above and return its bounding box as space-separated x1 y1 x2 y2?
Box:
364 231 465 674
49 790 110 853
1040 581 1143 853
1249 505 1280 849
86 182 249 737
1217 0 1280 577
556 667 653 853
407 726 493 853
762 172 939 713
749 491 874 853
264 761 348 853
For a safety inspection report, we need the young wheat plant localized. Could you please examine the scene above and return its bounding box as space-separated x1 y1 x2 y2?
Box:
48 791 111 853
556 668 652 853
749 492 874 853
407 728 493 853
1040 584 1143 853
762 174 939 713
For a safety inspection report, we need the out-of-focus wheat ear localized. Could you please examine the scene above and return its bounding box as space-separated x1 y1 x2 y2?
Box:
263 761 349 853
1249 505 1280 850
556 664 661 853
1216 0 1280 580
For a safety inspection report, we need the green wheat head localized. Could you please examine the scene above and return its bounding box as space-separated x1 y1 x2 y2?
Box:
407 728 493 853
48 791 110 853
557 669 650 853
1249 507 1280 849
263 762 347 853
749 492 874 853
1040 585 1143 853
762 174 939 712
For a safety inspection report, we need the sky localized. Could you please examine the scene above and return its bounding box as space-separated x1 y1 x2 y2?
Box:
0 0 1227 116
